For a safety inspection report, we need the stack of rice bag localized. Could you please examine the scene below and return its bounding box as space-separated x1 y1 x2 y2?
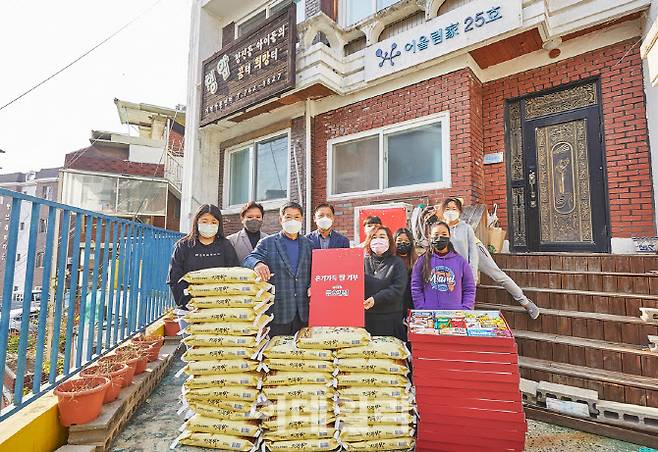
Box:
173 267 273 451
259 334 339 452
334 336 416 452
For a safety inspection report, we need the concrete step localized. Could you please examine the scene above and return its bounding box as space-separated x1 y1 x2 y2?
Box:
478 302 658 347
492 253 658 273
480 268 658 295
477 285 658 316
519 356 658 408
514 330 657 378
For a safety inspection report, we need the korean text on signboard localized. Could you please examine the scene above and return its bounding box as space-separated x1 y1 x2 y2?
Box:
200 5 296 125
309 248 365 327
365 0 522 82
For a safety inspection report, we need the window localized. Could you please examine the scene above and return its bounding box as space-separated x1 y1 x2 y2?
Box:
329 113 450 197
39 218 47 233
36 252 44 268
225 132 289 207
42 185 53 200
237 0 304 38
343 0 399 26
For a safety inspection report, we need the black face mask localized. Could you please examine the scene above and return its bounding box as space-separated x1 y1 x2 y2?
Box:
397 242 412 255
431 237 451 251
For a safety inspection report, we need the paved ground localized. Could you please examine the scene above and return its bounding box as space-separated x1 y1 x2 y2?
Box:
111 348 646 452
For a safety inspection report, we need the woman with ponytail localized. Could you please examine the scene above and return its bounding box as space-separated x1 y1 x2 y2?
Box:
411 222 475 310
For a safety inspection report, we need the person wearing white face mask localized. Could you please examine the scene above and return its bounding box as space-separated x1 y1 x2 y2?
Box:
168 204 240 309
307 203 350 250
244 201 313 336
363 225 408 340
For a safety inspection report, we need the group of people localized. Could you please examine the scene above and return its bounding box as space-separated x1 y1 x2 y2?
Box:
168 197 539 342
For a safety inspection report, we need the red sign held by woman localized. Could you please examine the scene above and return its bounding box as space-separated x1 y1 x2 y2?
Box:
309 248 365 327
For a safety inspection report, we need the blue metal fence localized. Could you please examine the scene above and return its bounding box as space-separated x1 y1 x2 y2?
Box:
0 187 182 420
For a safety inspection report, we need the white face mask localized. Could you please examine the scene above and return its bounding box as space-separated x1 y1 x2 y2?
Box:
444 210 460 222
282 219 302 235
316 217 333 231
198 223 218 238
370 238 390 255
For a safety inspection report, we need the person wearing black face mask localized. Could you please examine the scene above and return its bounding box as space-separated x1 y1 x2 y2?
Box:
228 201 269 263
410 222 476 310
394 228 418 317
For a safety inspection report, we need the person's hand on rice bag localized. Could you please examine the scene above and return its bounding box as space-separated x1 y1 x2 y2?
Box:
254 262 272 281
364 297 375 310
307 287 311 298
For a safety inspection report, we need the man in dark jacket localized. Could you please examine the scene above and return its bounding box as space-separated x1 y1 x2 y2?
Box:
306 203 350 250
243 202 312 336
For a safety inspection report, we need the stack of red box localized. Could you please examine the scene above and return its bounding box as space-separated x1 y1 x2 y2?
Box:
408 310 526 452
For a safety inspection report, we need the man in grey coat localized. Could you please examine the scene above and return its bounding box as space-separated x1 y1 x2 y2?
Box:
227 201 268 263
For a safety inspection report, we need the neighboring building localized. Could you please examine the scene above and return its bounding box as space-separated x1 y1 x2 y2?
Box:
60 99 186 230
183 0 656 253
0 168 60 305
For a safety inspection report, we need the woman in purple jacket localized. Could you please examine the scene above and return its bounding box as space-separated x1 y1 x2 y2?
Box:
411 222 476 310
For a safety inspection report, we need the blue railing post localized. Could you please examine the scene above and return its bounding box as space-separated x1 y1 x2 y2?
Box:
75 215 93 368
62 213 82 374
86 217 103 362
49 210 71 385
96 219 112 355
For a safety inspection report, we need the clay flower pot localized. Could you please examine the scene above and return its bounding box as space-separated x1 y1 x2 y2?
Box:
54 376 110 426
116 350 147 375
133 335 163 353
164 318 180 337
80 362 129 403
120 342 158 363
98 355 136 387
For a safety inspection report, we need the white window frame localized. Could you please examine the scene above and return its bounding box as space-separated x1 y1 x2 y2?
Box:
327 111 451 200
222 129 292 213
340 0 399 27
235 0 305 39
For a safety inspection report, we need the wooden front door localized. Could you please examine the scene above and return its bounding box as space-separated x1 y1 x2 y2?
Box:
506 81 610 253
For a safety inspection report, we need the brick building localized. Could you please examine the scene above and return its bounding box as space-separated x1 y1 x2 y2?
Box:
183 0 658 253
61 99 186 231
0 168 60 305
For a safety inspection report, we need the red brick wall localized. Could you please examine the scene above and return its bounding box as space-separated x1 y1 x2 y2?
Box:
483 38 654 237
312 68 484 240
168 128 185 156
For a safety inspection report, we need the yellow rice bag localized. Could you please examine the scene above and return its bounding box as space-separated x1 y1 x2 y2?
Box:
263 427 337 441
263 358 334 373
176 431 257 451
339 412 415 426
338 386 408 400
262 414 335 431
343 437 415 451
183 334 264 348
188 398 257 414
263 336 333 360
181 267 259 284
262 385 335 400
263 371 334 387
187 281 273 297
336 358 409 375
339 425 414 442
337 373 409 388
184 373 260 390
182 345 262 362
188 402 264 421
260 400 333 417
184 305 272 323
184 415 260 437
184 359 258 376
265 438 339 452
185 315 272 335
338 399 414 414
334 336 410 360
184 386 260 402
187 292 273 309
296 327 371 350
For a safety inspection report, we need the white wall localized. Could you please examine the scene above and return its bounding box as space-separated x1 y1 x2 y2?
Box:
128 144 164 164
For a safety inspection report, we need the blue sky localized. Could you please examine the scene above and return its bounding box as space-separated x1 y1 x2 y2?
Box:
0 0 191 173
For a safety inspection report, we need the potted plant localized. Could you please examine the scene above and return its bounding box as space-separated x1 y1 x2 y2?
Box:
115 349 147 374
98 354 136 386
54 376 110 426
163 312 180 337
120 342 158 363
80 362 129 403
132 334 164 354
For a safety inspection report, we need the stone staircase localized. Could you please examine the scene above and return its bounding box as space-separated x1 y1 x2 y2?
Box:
476 253 658 412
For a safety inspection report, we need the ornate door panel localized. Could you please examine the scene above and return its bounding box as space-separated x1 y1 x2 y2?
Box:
506 81 610 252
